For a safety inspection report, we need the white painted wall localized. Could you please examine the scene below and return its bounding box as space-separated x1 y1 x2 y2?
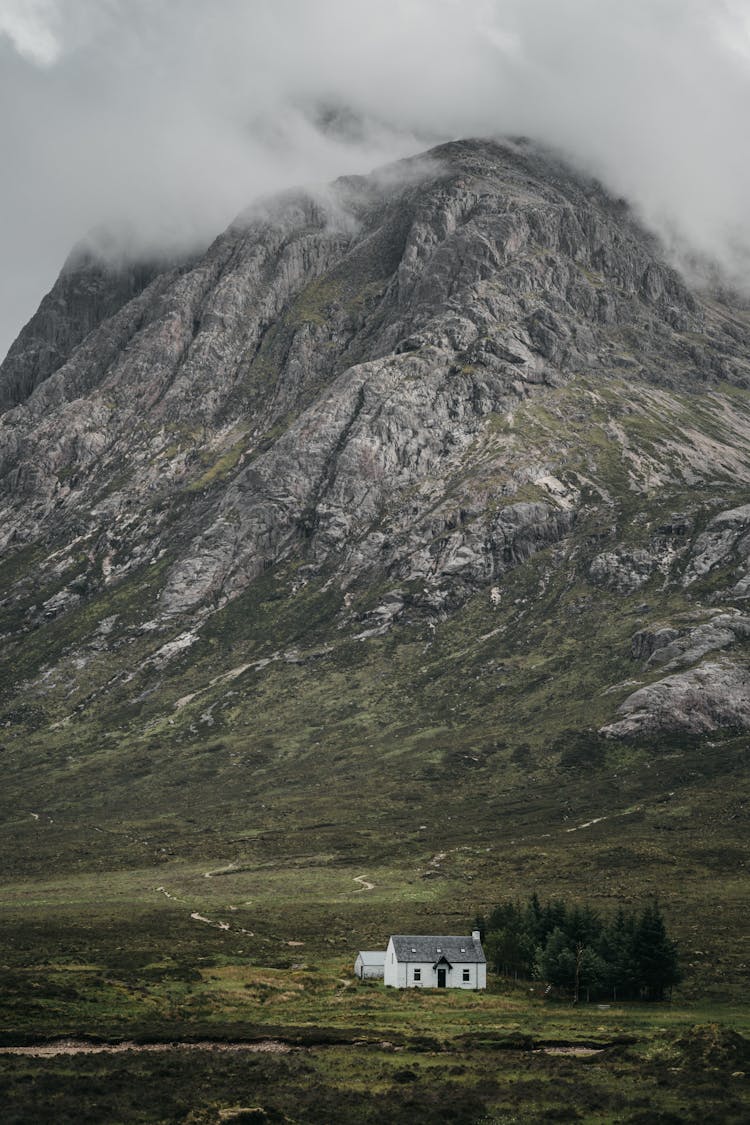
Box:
354 954 384 979
384 938 401 987
383 938 486 989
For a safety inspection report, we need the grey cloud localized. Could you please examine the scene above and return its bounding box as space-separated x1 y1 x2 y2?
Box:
1 0 749 357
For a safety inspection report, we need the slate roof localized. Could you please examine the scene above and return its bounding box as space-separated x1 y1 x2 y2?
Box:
389 935 485 964
356 950 387 965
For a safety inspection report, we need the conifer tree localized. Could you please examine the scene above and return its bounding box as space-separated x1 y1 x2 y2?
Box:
632 899 682 1001
600 906 638 1001
481 893 681 1002
565 903 602 948
538 927 576 989
538 898 567 945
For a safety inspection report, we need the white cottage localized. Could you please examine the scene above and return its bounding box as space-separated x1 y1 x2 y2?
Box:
354 950 386 979
383 932 486 990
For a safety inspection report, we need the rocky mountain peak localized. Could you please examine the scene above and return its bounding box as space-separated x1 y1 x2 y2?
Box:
2 137 750 749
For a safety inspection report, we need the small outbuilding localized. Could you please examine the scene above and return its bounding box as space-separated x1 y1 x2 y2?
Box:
354 950 386 979
384 931 486 990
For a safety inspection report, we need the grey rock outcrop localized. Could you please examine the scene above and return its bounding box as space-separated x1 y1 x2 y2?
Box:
630 626 681 663
0 237 168 411
631 612 750 671
683 505 750 590
590 548 658 593
602 660 750 737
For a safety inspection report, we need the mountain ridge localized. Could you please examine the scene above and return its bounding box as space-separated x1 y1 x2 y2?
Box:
3 139 747 622
0 140 749 987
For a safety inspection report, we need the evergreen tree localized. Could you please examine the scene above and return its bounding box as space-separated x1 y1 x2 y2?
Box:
485 900 535 978
632 899 682 1001
538 898 568 945
481 893 681 1002
486 899 523 934
486 925 536 980
536 927 606 1001
565 903 602 948
574 943 607 1003
600 907 639 1001
524 893 544 946
537 927 576 990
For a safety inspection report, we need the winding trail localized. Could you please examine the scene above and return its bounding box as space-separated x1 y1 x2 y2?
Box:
189 910 254 936
203 863 239 878
353 875 374 892
155 886 254 936
156 886 184 902
566 816 607 833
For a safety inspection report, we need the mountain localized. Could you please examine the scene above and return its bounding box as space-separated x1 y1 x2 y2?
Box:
1 139 749 985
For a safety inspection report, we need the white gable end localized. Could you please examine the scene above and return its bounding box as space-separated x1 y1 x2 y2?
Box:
383 933 487 990
354 950 386 979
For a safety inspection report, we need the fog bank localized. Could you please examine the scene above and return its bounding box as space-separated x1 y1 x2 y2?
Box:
2 0 749 356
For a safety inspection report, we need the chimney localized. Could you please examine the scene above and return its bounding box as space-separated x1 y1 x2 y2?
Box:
471 929 481 942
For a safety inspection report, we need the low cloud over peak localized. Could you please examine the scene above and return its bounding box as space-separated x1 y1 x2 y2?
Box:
2 0 749 356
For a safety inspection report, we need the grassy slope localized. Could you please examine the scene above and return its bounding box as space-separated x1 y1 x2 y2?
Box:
1 375 750 1120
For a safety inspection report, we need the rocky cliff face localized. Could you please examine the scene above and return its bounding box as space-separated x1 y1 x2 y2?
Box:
2 137 750 765
0 239 168 412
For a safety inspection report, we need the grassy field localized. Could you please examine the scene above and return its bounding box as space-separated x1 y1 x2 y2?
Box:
0 847 748 1122
0 927 748 1123
3 1028 746 1125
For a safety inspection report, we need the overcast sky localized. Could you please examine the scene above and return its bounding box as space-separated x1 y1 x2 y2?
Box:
1 0 750 358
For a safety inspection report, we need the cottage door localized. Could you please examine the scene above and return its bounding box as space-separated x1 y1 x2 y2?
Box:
437 968 447 988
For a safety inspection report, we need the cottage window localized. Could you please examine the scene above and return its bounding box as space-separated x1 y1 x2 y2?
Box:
463 969 470 982
413 969 421 981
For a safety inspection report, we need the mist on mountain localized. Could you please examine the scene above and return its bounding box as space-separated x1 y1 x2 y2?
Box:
1 0 750 358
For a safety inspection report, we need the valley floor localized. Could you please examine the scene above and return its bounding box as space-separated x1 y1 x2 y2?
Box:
0 860 748 1124
0 979 748 1124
